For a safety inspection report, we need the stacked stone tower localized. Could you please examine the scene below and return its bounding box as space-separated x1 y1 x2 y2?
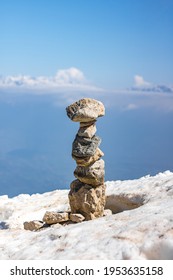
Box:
66 98 105 220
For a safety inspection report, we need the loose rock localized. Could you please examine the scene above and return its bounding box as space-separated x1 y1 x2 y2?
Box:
43 211 69 225
23 220 44 231
70 213 85 223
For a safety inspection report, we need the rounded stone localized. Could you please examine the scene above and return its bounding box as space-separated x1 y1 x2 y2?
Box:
66 98 105 122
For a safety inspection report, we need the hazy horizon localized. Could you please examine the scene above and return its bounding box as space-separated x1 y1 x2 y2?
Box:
0 95 173 197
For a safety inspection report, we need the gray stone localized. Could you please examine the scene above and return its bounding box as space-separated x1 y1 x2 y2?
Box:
72 135 101 158
43 211 69 225
74 159 105 186
69 180 106 220
66 98 105 122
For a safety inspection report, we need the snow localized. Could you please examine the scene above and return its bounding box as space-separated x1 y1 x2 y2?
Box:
0 171 173 260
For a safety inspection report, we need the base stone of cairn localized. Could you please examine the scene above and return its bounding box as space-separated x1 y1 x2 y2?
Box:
66 98 105 220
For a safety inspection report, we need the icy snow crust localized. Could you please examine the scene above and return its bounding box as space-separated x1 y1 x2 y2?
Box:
0 171 173 260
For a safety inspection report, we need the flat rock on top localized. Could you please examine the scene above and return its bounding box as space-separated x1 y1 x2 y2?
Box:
66 98 105 122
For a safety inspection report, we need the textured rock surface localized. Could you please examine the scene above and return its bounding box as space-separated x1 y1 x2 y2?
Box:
67 98 105 221
78 123 96 138
70 213 85 223
74 159 105 186
69 180 106 220
72 135 101 158
72 148 104 166
23 220 44 231
43 211 69 224
80 120 96 128
66 98 105 122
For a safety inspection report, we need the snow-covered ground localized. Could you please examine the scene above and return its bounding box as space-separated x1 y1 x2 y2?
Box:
0 171 173 260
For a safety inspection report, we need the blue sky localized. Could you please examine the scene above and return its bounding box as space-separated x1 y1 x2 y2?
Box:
0 0 173 196
0 0 173 89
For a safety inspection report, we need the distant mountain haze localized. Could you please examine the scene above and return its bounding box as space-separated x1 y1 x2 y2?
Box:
0 97 172 197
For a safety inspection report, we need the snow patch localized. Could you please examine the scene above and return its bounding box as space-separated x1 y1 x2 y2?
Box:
0 171 173 260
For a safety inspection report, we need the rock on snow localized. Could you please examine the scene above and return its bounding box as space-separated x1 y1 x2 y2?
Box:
0 171 173 260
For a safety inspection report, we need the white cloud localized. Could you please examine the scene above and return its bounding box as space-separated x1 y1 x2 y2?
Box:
132 75 173 95
0 67 102 93
134 75 151 87
101 74 173 111
55 67 85 84
0 70 173 111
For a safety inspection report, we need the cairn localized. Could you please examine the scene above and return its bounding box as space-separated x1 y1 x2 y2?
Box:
23 99 107 231
66 98 106 220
